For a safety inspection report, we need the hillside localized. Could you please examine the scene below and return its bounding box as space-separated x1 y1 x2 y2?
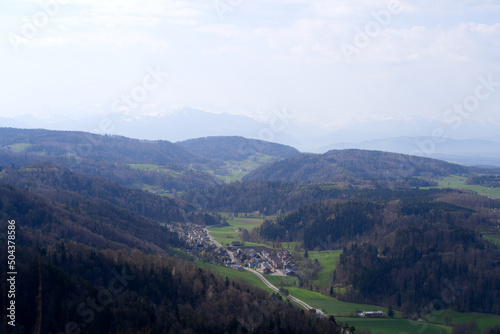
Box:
0 127 208 165
243 149 471 184
0 184 340 333
177 136 299 162
0 163 197 222
321 136 500 167
0 128 226 193
252 191 500 315
177 136 300 181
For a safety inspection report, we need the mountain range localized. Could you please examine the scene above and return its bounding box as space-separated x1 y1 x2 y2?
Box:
3 108 500 166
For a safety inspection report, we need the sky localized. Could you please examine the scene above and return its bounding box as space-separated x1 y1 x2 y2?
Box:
1 0 500 134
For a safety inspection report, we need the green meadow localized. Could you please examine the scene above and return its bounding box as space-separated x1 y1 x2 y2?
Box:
207 217 268 248
336 317 452 334
3 143 32 152
285 287 390 316
308 250 342 288
483 233 500 247
428 175 500 199
196 262 273 293
432 310 500 332
127 163 182 177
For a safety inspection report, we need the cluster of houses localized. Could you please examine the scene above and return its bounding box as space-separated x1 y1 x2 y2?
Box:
165 222 210 250
238 248 298 276
163 223 300 277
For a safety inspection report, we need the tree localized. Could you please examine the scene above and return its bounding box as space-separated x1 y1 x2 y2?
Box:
452 320 480 334
387 306 394 318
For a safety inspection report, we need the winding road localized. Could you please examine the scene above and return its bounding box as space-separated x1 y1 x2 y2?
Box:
244 268 326 317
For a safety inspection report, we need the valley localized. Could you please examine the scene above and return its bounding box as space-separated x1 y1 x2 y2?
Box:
1 128 500 334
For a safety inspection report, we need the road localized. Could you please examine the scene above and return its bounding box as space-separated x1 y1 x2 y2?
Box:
205 228 325 316
205 228 236 263
204 228 222 248
244 268 326 317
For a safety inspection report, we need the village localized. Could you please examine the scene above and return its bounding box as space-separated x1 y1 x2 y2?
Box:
165 222 299 277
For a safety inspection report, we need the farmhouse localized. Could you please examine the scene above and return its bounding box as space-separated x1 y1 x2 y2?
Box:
359 310 383 318
305 309 317 316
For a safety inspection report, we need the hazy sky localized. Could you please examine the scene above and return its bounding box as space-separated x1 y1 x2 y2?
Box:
1 0 499 130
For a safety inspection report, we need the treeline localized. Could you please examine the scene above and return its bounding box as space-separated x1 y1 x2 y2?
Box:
183 180 461 214
243 149 471 183
257 201 382 250
467 174 500 188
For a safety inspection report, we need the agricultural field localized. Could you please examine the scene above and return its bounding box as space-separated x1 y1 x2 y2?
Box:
127 163 182 177
483 233 500 247
335 317 452 334
432 310 500 332
308 250 342 288
285 287 391 316
3 142 32 152
196 262 273 293
207 217 268 248
428 175 500 199
266 275 299 288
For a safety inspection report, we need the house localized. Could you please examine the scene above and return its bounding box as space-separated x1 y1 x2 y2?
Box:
245 259 259 268
305 309 317 316
283 269 295 276
269 256 282 269
260 262 271 269
359 311 383 318
246 249 257 258
232 241 242 247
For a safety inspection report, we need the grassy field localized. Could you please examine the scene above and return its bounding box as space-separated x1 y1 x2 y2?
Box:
285 287 390 316
336 317 452 334
208 155 277 182
308 250 342 288
429 175 500 199
266 275 299 287
432 310 500 332
127 163 182 177
207 218 268 248
3 143 32 152
4 143 31 152
196 262 273 293
483 233 500 247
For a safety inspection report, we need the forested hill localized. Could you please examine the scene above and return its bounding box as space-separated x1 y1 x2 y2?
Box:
0 163 195 222
177 136 300 162
0 127 208 165
243 149 472 183
0 183 341 333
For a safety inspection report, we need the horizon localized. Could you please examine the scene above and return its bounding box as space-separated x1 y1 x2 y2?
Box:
1 1 499 138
